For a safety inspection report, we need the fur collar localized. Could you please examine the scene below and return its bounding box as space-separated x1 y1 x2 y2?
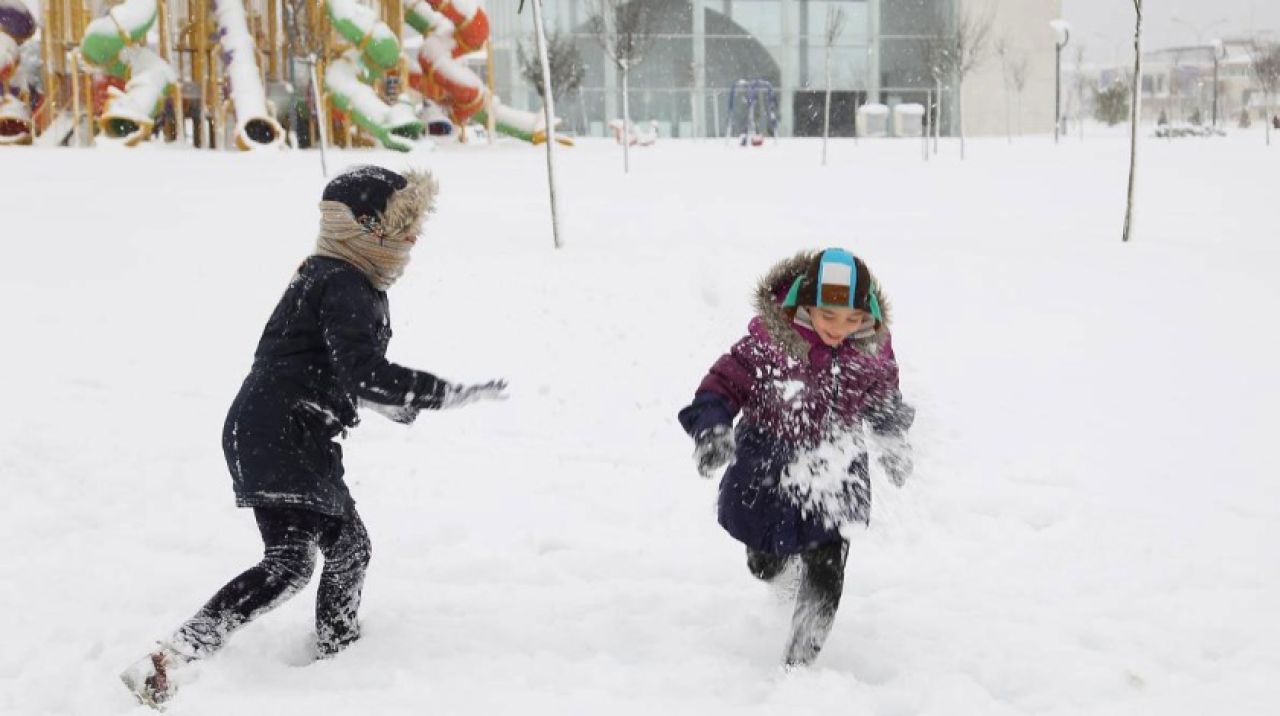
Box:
752 250 894 364
379 169 439 239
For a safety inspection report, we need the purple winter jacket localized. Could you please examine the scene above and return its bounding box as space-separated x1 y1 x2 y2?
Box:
678 252 912 555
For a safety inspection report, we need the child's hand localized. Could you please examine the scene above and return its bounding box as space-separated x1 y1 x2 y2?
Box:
694 426 736 479
438 379 509 409
361 399 420 425
877 435 913 487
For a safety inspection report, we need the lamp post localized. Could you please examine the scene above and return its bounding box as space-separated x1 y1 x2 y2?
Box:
1051 20 1071 143
1170 15 1227 127
1210 38 1226 128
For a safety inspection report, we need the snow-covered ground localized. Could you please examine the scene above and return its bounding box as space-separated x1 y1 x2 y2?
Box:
1 131 1277 715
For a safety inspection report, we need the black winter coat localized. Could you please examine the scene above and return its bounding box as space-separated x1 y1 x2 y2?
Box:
222 256 447 515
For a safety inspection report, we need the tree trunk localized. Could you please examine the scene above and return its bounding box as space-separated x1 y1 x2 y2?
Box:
822 46 832 165
933 79 942 154
924 89 931 161
958 78 966 160
711 90 720 138
529 0 563 248
691 87 698 141
1266 92 1272 146
621 64 631 174
1123 4 1142 244
1004 76 1012 144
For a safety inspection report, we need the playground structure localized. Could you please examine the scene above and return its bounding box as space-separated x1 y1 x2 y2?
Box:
2 0 562 150
607 118 656 147
725 79 777 147
0 0 37 144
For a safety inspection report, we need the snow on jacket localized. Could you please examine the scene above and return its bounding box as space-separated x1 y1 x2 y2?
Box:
678 252 913 555
222 256 449 515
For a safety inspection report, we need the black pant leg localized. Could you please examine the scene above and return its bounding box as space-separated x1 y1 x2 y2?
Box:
783 540 849 667
314 507 372 656
170 508 325 658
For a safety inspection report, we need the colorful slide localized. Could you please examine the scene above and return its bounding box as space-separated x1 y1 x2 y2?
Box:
81 0 178 145
213 0 284 149
324 0 425 151
406 0 567 145
0 0 36 144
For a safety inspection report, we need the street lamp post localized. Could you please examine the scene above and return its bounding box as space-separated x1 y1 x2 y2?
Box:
1170 15 1227 128
1210 39 1227 128
1051 20 1071 143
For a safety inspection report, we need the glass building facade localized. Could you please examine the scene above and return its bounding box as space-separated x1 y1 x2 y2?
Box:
484 0 957 137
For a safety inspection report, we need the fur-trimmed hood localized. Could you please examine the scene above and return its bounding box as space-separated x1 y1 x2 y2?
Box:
379 169 439 239
753 250 894 364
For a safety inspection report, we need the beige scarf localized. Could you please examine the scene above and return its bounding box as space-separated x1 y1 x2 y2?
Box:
314 169 439 291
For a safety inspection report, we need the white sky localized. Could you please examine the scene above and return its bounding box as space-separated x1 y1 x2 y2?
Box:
1063 0 1280 65
10 0 1280 68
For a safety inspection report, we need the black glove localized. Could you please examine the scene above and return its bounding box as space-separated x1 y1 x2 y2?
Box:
694 425 736 479
877 435 913 487
437 379 509 409
360 399 420 425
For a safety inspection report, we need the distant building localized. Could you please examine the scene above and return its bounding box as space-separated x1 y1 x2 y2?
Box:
1092 38 1275 127
485 0 1061 138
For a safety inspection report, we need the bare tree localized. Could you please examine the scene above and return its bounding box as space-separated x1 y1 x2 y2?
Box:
1249 41 1280 146
919 7 993 159
519 30 586 107
1123 0 1143 244
588 0 658 173
1073 45 1091 140
821 5 846 166
1010 53 1029 137
527 0 563 248
918 34 947 155
950 7 993 159
994 36 1016 143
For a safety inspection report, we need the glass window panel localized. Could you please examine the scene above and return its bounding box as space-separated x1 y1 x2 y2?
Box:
804 0 868 46
804 44 871 89
729 2 783 46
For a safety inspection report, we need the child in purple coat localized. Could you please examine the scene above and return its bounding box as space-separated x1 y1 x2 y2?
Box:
678 248 914 667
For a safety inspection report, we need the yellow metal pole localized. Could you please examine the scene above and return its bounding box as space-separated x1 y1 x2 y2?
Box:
37 0 56 138
212 46 226 148
267 0 279 81
72 0 92 145
69 50 81 146
485 40 496 144
157 0 186 143
193 0 208 146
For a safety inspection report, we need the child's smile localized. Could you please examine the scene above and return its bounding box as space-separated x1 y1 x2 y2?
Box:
809 307 870 347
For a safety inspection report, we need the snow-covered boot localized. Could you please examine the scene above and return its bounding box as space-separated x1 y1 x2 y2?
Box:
119 644 191 709
781 541 848 668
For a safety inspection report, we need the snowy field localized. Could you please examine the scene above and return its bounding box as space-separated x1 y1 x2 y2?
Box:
1 131 1278 715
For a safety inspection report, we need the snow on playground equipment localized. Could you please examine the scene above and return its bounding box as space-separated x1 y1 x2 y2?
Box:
405 0 567 145
212 0 283 148
324 49 423 151
322 0 425 151
0 0 36 144
608 118 657 146
80 0 179 145
5 0 567 152
725 79 777 147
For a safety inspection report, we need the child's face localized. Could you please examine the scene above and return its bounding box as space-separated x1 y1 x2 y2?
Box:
809 306 871 347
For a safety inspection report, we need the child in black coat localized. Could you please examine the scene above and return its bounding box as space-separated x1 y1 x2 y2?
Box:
121 166 506 708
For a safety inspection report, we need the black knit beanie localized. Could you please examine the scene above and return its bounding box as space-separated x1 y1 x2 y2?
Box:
321 165 410 224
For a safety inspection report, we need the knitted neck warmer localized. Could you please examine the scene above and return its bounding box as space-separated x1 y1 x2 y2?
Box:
313 169 439 291
315 201 412 291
